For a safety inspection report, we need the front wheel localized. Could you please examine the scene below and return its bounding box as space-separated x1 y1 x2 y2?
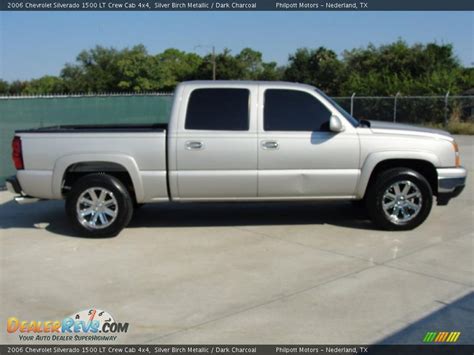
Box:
66 174 134 237
366 168 433 231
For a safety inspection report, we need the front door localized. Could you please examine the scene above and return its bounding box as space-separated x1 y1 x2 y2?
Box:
257 87 360 198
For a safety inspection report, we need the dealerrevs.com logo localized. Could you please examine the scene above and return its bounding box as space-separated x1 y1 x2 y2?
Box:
7 308 129 342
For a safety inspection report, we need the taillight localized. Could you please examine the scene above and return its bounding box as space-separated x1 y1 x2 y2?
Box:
12 136 24 170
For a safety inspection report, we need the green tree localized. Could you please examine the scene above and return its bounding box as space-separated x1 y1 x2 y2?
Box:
196 48 282 81
60 64 88 93
340 40 470 95
61 45 122 93
284 47 345 95
258 62 284 81
3 41 473 96
7 80 28 95
0 80 9 94
23 76 65 94
154 49 203 91
116 45 159 92
236 48 263 79
236 48 283 80
197 48 243 80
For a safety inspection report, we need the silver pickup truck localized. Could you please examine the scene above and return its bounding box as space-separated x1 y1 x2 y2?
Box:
7 81 467 237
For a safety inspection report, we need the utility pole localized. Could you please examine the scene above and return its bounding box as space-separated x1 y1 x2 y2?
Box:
212 46 216 81
350 92 356 116
393 92 401 123
194 44 216 80
444 91 450 126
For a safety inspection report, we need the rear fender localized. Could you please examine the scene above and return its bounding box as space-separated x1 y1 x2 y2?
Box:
52 154 143 201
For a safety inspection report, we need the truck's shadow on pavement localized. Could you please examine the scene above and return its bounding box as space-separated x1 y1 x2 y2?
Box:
0 198 377 238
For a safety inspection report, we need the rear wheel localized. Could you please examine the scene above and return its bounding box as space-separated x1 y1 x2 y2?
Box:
66 174 133 237
366 168 433 230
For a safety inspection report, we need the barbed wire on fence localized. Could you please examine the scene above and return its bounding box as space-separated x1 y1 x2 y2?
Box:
0 92 174 99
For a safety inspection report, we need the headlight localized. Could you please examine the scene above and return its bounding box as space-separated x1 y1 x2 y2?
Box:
452 141 461 167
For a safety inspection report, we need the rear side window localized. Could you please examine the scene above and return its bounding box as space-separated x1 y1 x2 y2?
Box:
185 88 249 131
264 89 331 131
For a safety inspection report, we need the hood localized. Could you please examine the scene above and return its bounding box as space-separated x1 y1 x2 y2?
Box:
368 120 452 139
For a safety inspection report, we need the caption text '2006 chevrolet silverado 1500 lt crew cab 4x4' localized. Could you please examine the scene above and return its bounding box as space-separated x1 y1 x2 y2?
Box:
7 81 467 237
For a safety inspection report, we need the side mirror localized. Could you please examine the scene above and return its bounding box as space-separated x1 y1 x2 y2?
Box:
330 115 345 133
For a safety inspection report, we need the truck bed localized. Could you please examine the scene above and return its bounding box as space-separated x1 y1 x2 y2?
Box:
15 124 169 202
16 123 168 133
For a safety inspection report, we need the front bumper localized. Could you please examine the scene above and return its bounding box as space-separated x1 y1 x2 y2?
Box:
437 167 467 205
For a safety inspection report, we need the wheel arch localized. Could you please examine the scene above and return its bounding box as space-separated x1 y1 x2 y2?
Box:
52 154 144 202
356 152 439 199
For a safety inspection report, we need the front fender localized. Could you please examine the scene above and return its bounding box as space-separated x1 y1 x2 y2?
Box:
355 151 440 198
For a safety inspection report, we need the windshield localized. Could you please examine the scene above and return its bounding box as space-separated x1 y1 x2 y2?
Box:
315 88 360 127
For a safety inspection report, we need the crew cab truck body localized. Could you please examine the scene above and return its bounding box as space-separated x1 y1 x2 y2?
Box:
7 81 467 237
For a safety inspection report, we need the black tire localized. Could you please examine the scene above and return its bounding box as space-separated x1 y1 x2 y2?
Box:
366 168 433 231
66 174 134 237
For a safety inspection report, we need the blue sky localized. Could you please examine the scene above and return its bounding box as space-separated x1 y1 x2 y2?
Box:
0 11 472 81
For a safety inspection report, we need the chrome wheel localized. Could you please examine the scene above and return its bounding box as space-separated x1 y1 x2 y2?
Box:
76 187 118 229
382 180 422 225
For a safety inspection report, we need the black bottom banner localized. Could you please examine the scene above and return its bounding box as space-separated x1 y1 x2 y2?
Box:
1 345 473 355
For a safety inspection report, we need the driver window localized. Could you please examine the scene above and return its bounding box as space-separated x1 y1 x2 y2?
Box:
264 89 331 131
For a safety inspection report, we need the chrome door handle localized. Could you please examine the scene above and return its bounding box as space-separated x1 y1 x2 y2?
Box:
261 140 279 150
185 141 204 150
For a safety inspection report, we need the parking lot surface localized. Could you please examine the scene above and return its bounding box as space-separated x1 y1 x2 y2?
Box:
0 135 472 345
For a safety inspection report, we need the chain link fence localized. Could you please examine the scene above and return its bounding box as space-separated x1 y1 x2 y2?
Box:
333 93 474 124
0 92 473 186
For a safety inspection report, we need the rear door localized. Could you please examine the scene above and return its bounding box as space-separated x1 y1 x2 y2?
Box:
175 85 258 200
257 86 360 198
